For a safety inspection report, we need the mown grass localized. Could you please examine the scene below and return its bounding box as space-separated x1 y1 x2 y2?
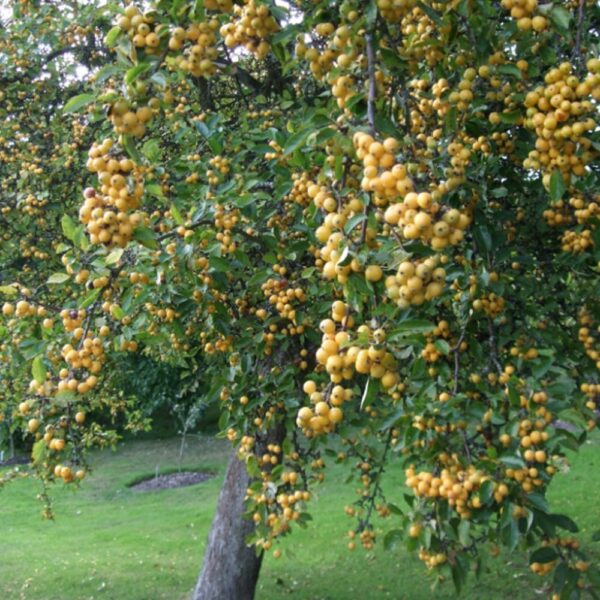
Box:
0 432 598 600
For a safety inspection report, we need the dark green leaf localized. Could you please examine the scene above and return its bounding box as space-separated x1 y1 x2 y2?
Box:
550 170 566 202
32 355 46 385
133 226 159 250
63 93 95 114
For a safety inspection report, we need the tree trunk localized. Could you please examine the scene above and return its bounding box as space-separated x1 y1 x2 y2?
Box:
193 450 263 600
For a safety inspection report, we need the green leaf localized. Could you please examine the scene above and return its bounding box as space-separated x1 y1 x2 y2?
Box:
550 170 566 202
497 65 522 79
63 93 95 115
125 63 151 86
122 135 142 163
360 378 379 410
444 106 458 133
389 319 435 336
146 183 165 200
104 25 121 47
344 214 367 234
283 128 312 156
549 514 578 533
142 139 161 162
133 226 159 250
79 288 101 310
0 285 18 296
47 272 70 285
416 1 441 23
32 355 46 385
529 546 559 564
171 204 184 226
499 455 525 469
31 439 46 465
451 556 467 593
434 339 450 355
366 0 377 26
383 529 403 551
458 519 470 546
61 214 78 242
499 111 521 124
550 7 572 33
105 248 124 265
111 305 124 320
209 256 231 272
527 493 549 513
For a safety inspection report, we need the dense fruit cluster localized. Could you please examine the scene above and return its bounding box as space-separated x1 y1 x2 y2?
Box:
385 256 446 308
107 99 155 138
500 0 548 32
82 139 145 248
578 308 600 370
117 5 163 52
170 20 219 78
220 0 278 59
260 278 305 322
523 60 600 181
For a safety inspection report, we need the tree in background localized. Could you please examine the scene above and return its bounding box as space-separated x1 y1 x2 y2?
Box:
1 0 600 599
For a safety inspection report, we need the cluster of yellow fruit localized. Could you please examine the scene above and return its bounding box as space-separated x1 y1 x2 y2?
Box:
578 308 600 370
295 23 358 83
543 199 574 227
422 320 452 363
543 193 599 253
59 307 85 333
207 155 230 184
561 230 594 253
219 0 278 59
376 0 419 23
53 463 86 483
284 172 313 206
385 256 446 308
260 278 305 322
384 196 471 249
81 139 145 247
405 459 491 520
57 337 104 395
399 7 447 66
500 0 548 32
108 99 155 138
237 439 313 554
418 547 448 569
214 203 239 253
353 133 414 201
523 60 600 180
2 298 42 319
448 68 477 113
116 5 163 51
202 333 233 355
264 140 286 162
296 380 351 436
169 20 219 78
19 193 47 217
569 194 600 226
472 293 505 318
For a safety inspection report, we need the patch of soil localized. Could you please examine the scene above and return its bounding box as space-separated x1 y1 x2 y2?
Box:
0 456 29 467
129 471 214 492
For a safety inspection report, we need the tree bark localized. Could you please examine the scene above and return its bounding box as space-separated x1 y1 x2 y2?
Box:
193 450 263 600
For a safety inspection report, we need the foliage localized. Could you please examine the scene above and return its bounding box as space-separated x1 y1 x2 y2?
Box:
1 0 600 596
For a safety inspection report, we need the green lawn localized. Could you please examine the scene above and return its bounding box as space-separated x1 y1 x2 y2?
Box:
0 432 598 600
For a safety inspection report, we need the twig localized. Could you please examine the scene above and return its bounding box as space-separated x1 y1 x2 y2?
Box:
487 318 503 374
156 218 212 242
365 33 377 136
451 316 471 395
574 0 586 66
